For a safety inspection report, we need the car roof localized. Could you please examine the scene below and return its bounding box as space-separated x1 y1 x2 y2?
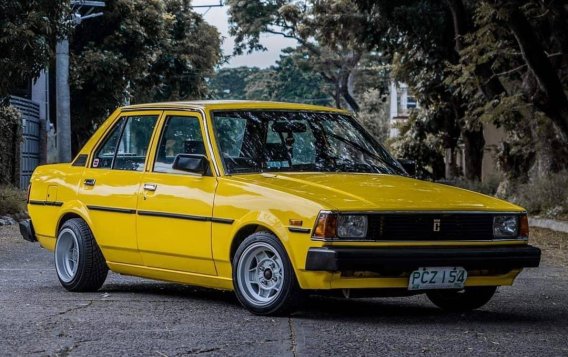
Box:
121 100 349 114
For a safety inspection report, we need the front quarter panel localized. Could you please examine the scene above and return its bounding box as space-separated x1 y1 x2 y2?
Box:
212 177 326 282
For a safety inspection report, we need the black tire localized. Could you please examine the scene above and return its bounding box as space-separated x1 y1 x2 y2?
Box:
55 218 108 292
233 231 302 315
427 286 497 312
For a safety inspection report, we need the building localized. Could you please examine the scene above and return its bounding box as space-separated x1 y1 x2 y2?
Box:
389 82 417 138
7 70 53 189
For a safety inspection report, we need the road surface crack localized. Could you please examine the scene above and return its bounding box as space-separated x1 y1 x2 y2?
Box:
58 300 94 315
288 317 297 357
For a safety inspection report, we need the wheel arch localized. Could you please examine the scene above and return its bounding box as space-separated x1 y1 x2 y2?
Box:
55 201 93 238
229 223 274 264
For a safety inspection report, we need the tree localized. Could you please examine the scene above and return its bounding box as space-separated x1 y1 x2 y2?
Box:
355 0 568 181
227 0 374 111
207 67 260 99
249 47 334 105
356 89 390 144
0 0 69 96
70 0 222 151
207 48 334 104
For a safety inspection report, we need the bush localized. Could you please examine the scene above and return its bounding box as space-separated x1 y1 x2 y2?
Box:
0 104 22 186
443 175 502 196
511 172 568 216
0 185 26 216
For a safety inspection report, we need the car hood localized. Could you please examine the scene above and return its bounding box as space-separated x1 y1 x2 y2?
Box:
229 173 523 212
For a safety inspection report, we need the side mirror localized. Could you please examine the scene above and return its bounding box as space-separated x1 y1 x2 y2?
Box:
398 159 417 177
173 154 208 175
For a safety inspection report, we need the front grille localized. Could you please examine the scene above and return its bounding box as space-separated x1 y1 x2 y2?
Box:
366 213 496 241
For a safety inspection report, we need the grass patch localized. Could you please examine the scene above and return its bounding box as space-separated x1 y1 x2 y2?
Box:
0 185 26 216
530 227 568 267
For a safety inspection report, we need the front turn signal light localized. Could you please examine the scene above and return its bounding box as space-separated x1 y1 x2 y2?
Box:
519 214 529 239
313 212 337 239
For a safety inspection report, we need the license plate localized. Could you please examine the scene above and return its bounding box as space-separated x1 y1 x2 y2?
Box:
408 267 467 291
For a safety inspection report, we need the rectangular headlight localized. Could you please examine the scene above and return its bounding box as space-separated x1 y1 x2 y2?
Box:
493 215 519 238
313 212 368 240
337 215 368 238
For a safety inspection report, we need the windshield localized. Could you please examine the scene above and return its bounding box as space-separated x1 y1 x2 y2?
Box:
212 110 406 175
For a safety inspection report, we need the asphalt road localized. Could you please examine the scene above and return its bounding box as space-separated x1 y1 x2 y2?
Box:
1 225 567 356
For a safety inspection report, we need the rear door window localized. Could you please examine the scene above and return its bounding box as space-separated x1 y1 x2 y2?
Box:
92 115 158 171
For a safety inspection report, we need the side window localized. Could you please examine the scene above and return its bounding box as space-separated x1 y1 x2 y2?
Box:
92 118 125 169
92 115 158 171
154 116 206 174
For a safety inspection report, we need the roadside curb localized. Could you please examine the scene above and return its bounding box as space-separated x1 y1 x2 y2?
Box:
529 217 568 234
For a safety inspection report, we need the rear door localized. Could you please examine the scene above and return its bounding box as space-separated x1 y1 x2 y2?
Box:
135 111 218 275
79 111 160 265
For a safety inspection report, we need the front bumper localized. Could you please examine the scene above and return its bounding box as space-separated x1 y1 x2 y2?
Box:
305 245 541 273
19 219 37 242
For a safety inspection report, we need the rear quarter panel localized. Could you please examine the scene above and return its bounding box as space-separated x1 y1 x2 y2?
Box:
28 165 85 250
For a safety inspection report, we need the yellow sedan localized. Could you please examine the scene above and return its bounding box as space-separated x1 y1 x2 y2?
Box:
20 101 540 315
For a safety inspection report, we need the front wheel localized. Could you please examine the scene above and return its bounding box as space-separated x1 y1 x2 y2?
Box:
427 286 497 312
55 218 108 292
233 232 301 315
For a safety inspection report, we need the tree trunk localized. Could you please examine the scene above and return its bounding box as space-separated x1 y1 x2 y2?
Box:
339 72 360 112
503 3 568 139
462 128 485 181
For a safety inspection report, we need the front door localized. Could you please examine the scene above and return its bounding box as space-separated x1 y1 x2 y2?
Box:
79 111 160 265
136 111 217 275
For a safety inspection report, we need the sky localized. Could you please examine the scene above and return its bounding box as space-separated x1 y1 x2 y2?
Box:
193 1 297 68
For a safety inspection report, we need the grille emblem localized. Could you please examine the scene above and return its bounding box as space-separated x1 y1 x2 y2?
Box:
433 219 441 232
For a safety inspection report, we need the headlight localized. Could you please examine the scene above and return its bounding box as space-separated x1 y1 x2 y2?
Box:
493 215 519 238
313 212 368 240
337 215 368 238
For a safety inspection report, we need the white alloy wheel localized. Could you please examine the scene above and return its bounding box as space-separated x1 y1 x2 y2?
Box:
55 228 80 283
237 242 285 307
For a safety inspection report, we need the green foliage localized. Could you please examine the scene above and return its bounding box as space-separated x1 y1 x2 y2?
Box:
355 89 390 144
389 110 445 180
70 0 222 149
208 48 334 105
0 105 22 186
0 0 69 96
0 185 26 216
208 67 261 99
227 0 381 111
355 0 568 182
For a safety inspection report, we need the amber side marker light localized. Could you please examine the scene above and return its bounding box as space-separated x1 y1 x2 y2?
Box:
520 214 529 238
313 213 337 239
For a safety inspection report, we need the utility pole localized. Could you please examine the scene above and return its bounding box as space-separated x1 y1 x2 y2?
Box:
55 1 105 163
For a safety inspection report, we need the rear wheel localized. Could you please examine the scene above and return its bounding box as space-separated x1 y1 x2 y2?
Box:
427 286 497 312
55 218 108 292
233 232 301 315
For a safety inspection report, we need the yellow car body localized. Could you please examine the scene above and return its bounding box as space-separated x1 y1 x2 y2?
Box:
22 100 540 314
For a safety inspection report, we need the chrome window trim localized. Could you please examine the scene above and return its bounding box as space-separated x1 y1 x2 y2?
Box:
198 108 221 177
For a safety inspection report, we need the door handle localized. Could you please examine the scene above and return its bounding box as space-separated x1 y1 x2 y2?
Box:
84 178 96 186
143 183 157 192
